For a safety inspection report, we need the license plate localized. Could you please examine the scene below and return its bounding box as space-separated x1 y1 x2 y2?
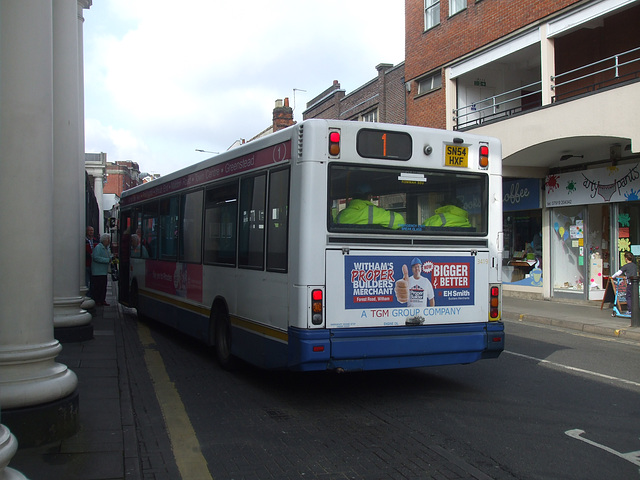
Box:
445 145 468 167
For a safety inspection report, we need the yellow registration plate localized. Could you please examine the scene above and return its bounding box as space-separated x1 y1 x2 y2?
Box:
445 145 468 167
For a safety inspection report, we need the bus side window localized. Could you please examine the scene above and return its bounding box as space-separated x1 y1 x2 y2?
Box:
267 168 290 272
159 196 179 260
179 190 203 263
204 182 238 266
238 174 266 269
142 201 158 259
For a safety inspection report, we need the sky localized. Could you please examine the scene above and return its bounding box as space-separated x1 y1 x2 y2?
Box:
83 1 405 176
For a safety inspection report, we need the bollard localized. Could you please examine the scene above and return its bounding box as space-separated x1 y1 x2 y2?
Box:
630 276 640 328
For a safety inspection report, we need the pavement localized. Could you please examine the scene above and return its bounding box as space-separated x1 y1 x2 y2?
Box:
5 284 640 480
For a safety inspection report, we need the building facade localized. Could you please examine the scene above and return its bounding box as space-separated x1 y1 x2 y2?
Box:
105 160 142 197
405 0 640 302
303 63 406 123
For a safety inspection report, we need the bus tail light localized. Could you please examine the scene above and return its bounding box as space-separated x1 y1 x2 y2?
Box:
479 145 489 168
328 129 341 157
311 289 323 325
489 285 501 321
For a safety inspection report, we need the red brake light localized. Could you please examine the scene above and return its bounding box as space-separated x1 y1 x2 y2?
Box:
311 289 323 325
489 285 500 320
479 145 489 168
328 130 341 157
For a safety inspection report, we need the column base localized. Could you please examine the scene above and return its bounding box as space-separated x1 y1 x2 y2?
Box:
54 323 94 343
81 296 96 310
53 296 92 328
2 390 79 448
1 467 28 480
0 423 27 479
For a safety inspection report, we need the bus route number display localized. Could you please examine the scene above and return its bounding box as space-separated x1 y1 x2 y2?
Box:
445 145 468 167
357 129 412 160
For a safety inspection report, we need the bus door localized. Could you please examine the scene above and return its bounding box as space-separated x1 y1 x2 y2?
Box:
118 210 132 305
325 248 490 329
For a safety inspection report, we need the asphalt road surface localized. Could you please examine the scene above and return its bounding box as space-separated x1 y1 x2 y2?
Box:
122 312 640 480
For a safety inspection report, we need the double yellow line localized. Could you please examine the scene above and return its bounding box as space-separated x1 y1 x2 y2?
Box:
137 322 213 479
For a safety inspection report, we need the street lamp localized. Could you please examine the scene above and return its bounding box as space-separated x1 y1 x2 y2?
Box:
195 149 219 154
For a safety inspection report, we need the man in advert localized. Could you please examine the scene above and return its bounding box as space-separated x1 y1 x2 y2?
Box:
394 257 436 307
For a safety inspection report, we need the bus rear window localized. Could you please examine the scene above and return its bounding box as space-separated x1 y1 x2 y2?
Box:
329 165 487 235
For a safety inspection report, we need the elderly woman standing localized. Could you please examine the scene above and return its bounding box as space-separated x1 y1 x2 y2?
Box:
92 233 112 306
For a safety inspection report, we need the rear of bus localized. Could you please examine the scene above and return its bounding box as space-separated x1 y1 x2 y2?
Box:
287 120 504 372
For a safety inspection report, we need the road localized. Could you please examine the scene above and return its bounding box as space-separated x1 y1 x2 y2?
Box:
122 311 640 480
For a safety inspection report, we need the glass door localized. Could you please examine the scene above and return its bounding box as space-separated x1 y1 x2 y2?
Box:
551 206 587 300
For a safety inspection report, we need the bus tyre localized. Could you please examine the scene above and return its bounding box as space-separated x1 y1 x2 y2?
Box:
215 312 236 370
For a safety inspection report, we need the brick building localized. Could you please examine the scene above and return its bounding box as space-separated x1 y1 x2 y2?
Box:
303 63 406 124
405 0 640 302
104 160 142 197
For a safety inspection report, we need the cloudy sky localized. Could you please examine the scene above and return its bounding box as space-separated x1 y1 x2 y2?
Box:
83 1 405 176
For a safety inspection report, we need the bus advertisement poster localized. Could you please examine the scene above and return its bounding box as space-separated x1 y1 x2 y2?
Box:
344 255 475 310
145 261 203 303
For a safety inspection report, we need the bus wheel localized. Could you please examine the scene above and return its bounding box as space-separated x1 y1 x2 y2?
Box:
214 310 236 370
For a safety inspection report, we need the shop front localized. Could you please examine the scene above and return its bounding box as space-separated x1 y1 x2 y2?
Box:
502 178 543 292
546 163 640 301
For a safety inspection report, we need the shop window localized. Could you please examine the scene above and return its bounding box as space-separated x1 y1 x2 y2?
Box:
503 210 542 284
617 203 640 269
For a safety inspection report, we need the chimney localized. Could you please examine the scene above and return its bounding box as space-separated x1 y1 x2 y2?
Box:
273 97 295 132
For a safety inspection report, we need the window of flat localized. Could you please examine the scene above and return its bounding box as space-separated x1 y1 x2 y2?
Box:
417 72 442 95
179 189 203 263
424 0 440 30
361 109 378 123
238 174 266 269
204 182 238 266
449 0 465 16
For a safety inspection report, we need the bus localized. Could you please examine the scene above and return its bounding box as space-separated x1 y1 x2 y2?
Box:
118 119 504 372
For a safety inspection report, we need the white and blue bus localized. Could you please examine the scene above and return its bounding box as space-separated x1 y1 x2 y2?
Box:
118 119 504 371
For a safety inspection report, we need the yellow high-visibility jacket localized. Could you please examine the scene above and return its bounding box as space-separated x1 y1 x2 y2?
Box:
424 205 471 228
337 199 404 229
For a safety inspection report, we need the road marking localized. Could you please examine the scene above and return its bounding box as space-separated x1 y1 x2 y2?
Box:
565 429 640 467
137 322 213 480
504 350 640 388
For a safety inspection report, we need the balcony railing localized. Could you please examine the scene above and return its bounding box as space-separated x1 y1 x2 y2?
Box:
453 80 542 130
454 46 640 130
551 46 640 102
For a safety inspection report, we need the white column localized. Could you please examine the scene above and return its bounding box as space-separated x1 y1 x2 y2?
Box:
0 413 27 480
0 0 78 411
540 23 555 106
52 0 92 329
78 1 94 308
93 174 105 236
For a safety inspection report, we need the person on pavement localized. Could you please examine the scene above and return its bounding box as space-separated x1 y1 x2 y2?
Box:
92 233 112 306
